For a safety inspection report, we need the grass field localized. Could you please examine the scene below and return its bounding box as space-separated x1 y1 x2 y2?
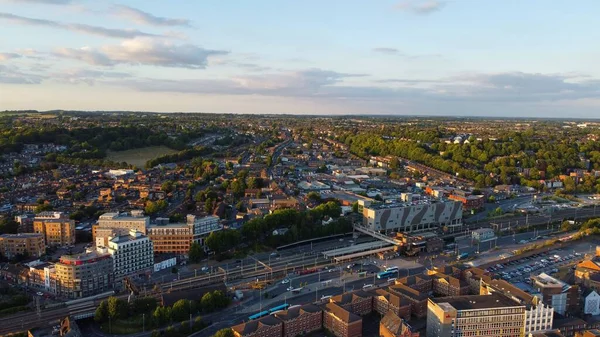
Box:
106 146 177 168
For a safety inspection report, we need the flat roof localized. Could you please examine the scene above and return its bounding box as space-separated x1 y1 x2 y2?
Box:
333 246 394 262
323 241 392 258
433 293 522 311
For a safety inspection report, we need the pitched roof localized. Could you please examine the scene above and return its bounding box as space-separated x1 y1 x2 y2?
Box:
231 316 282 336
380 311 403 335
578 260 600 272
323 302 361 323
274 304 321 321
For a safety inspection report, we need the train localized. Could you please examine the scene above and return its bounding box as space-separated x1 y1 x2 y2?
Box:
247 303 291 320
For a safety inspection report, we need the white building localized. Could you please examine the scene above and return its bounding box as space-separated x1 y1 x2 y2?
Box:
96 211 149 246
186 215 222 247
584 290 600 316
106 229 154 281
472 228 496 242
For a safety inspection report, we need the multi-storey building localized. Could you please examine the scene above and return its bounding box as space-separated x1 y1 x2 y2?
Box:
331 290 373 316
0 233 45 258
531 273 580 316
27 262 57 293
274 304 323 337
106 229 154 281
427 293 526 337
33 212 75 247
148 223 192 255
55 251 113 299
481 279 553 334
323 302 362 337
186 215 222 247
362 200 462 233
389 283 429 318
231 315 283 337
372 288 412 320
94 211 149 246
380 311 419 337
432 274 470 297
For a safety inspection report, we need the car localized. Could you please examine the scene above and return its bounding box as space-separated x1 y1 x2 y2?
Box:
201 266 209 272
339 239 344 242
287 286 293 291
36 291 43 296
362 284 374 289
281 279 290 284
575 252 582 256
387 278 397 283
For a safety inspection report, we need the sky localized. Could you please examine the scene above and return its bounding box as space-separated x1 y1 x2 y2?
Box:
1 0 600 117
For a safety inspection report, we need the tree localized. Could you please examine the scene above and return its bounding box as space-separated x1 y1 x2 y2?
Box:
108 296 127 320
225 162 234 170
161 180 174 194
213 328 234 337
351 201 359 213
189 242 204 263
95 300 108 323
171 299 194 322
145 200 168 215
307 191 321 202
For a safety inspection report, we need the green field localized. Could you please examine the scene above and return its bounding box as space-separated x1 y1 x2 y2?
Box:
107 146 178 168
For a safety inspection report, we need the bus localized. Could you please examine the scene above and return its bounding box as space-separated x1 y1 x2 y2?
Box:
385 266 399 272
377 270 399 279
268 303 290 313
248 310 270 320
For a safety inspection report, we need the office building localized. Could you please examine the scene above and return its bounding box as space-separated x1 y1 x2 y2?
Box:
426 293 526 337
33 212 75 247
274 304 323 337
481 278 554 334
0 233 45 258
531 273 579 315
55 251 113 299
186 215 222 246
148 223 192 255
94 211 149 246
106 229 154 281
362 200 462 233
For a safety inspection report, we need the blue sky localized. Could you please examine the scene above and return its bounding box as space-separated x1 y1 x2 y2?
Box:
1 0 600 117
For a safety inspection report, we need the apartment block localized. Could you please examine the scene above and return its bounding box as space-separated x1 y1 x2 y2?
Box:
372 288 412 320
432 274 470 297
531 273 580 315
55 251 113 299
106 229 154 281
380 311 419 337
331 290 373 316
94 211 149 246
427 293 526 337
232 315 283 337
147 223 192 255
0 233 45 258
33 212 75 247
274 304 322 337
389 283 429 318
397 274 433 293
323 302 362 337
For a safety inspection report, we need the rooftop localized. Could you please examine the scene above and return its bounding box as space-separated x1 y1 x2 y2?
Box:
323 302 361 323
433 293 523 311
367 198 456 210
0 233 44 239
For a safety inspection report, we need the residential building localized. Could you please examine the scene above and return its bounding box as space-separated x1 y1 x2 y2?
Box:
186 215 222 247
323 302 362 337
576 330 600 337
106 229 154 281
148 223 192 255
331 290 373 316
575 260 600 287
554 318 587 337
426 293 526 337
362 200 462 233
388 283 429 318
0 233 45 258
448 191 484 211
481 278 554 334
231 315 283 337
583 290 600 316
274 304 323 337
530 331 565 337
531 273 580 315
33 212 75 246
27 262 57 293
431 274 470 297
380 311 419 337
372 288 412 320
55 250 113 299
94 211 149 246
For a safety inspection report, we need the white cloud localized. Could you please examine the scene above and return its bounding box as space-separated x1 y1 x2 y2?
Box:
372 47 400 55
54 38 229 69
112 5 190 27
0 65 45 84
0 53 21 61
1 0 73 4
0 12 160 39
395 0 445 15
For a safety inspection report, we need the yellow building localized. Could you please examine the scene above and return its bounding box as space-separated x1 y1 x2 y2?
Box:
33 212 76 247
0 233 45 259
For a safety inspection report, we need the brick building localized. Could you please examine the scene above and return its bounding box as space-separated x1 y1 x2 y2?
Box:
331 290 373 316
372 288 412 320
0 233 45 259
33 212 75 247
232 316 283 337
274 304 322 337
323 302 362 337
388 284 429 318
380 311 419 337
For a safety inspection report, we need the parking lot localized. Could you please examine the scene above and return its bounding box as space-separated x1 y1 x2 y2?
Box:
486 249 583 284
